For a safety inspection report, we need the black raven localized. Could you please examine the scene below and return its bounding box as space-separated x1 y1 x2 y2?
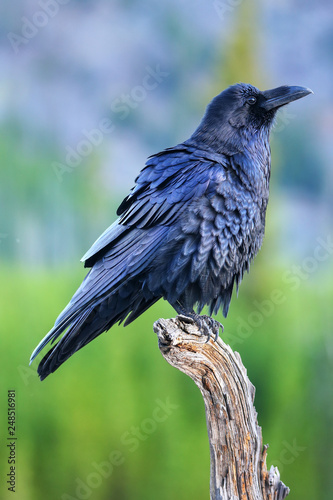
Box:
31 83 312 380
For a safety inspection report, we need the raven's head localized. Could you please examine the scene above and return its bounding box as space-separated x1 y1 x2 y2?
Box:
191 83 313 154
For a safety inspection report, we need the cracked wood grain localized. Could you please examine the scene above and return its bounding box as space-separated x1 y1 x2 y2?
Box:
153 316 290 500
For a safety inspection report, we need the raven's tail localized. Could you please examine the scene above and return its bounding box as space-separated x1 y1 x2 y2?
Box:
30 291 159 381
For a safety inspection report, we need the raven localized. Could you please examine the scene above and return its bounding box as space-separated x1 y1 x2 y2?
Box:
31 83 312 380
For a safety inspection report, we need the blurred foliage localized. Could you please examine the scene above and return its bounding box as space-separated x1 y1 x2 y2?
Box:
1 1 332 499
0 266 332 500
0 123 120 266
273 125 326 198
219 1 261 87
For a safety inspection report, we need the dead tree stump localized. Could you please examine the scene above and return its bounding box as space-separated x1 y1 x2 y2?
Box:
153 316 290 500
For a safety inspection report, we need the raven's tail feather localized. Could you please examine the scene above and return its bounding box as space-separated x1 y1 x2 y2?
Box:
32 290 160 381
35 306 96 380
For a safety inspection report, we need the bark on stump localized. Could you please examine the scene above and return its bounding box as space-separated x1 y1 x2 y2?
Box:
153 316 290 500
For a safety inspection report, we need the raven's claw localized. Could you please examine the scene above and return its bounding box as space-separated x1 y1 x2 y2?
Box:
177 313 223 342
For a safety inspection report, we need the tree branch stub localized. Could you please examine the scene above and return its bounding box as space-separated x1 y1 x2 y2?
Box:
153 317 290 500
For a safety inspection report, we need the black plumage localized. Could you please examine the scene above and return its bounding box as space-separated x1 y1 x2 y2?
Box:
30 82 312 380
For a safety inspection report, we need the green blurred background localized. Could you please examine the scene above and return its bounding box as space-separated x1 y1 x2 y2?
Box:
1 1 332 499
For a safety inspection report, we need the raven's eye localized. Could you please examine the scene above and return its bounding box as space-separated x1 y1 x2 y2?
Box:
247 97 257 105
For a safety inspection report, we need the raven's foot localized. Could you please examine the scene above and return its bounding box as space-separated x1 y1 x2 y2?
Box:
177 313 223 342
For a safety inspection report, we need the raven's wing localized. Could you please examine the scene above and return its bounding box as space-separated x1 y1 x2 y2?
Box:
31 146 228 366
30 224 169 365
82 145 228 267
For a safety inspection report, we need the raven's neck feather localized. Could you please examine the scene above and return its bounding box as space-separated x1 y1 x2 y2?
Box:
187 125 272 196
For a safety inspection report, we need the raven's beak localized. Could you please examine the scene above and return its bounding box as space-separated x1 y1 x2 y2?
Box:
261 86 313 111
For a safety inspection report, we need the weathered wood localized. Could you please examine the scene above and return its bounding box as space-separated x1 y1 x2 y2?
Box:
153 316 290 500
